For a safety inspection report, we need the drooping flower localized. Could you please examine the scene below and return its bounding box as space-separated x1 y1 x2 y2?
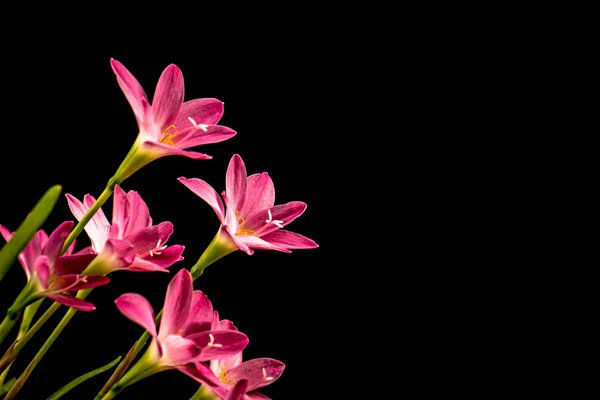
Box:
0 221 109 312
180 316 284 400
111 269 248 392
179 154 319 256
66 185 184 274
109 59 237 183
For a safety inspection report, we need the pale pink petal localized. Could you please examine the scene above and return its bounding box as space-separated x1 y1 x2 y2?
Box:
152 64 184 128
161 335 201 365
260 230 318 250
158 269 192 339
236 235 291 253
245 202 307 236
187 330 249 361
66 194 110 252
48 274 110 293
99 239 136 271
140 140 213 159
42 221 74 262
127 245 184 272
46 294 96 312
83 195 110 226
115 293 158 340
110 59 151 129
239 173 275 217
226 379 249 400
176 125 237 148
175 98 224 127
229 359 285 391
178 177 225 223
226 154 248 215
0 224 13 242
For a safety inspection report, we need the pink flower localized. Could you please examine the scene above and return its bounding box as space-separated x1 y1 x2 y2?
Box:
66 185 184 274
179 154 319 256
181 317 284 400
113 269 248 384
0 221 109 311
109 59 237 183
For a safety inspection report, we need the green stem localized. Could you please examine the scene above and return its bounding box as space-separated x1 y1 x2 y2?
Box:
4 289 91 400
46 356 121 400
0 315 18 349
0 301 61 374
61 182 116 254
190 385 219 400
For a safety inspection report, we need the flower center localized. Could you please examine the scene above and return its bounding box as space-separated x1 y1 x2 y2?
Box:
160 125 182 146
218 365 228 384
235 210 258 237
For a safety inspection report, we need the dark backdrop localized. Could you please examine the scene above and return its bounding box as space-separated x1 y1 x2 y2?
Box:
0 41 322 399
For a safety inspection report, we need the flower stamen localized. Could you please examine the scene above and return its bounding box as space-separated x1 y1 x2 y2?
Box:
265 209 284 228
160 125 182 146
188 117 209 132
149 239 168 257
207 333 223 348
235 212 259 237
218 365 228 383
262 367 274 381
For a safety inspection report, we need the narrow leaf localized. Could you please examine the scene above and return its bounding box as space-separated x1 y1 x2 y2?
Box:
46 356 121 400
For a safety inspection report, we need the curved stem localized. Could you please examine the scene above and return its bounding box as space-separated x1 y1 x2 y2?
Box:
4 290 91 400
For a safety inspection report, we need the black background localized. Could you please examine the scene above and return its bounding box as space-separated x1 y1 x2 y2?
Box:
0 38 323 399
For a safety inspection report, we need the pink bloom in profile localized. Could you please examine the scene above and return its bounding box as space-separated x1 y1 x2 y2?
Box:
114 269 248 375
66 185 184 274
0 221 109 311
109 59 237 183
181 316 284 400
179 154 318 256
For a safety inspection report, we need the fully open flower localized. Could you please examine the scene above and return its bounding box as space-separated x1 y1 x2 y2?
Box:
109 59 237 183
0 221 109 312
181 316 284 400
66 185 184 274
112 269 248 390
179 154 318 256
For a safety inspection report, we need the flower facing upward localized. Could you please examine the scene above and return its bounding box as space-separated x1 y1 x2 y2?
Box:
179 154 319 256
113 269 248 388
109 59 237 183
0 221 109 311
66 185 184 274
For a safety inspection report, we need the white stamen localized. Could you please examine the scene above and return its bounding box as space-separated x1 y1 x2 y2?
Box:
265 209 284 228
262 367 274 381
81 276 88 283
150 239 168 257
188 117 209 131
208 333 223 347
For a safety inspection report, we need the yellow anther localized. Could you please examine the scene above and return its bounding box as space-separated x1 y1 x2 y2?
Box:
218 365 228 384
160 125 181 146
235 215 259 237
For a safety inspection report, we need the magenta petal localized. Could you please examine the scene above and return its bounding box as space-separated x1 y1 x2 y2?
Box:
158 269 192 339
128 245 184 272
187 330 249 361
141 140 213 159
123 190 152 236
178 362 228 398
247 393 270 400
110 59 151 128
42 221 74 261
49 274 110 293
101 239 135 270
226 379 249 400
46 294 96 311
177 125 237 148
126 222 173 255
152 64 184 128
246 202 307 237
178 177 225 223
239 173 275 217
115 293 158 339
182 290 214 336
260 230 318 250
161 335 201 365
226 154 248 214
111 185 130 236
229 359 285 391
222 226 253 256
0 224 13 242
33 256 50 289
176 98 224 126
236 235 291 253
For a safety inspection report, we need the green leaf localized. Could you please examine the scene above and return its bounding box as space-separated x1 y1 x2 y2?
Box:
1 377 16 395
0 185 62 282
46 356 121 400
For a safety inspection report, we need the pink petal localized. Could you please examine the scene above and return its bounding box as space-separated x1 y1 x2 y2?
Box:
123 190 152 237
178 177 225 223
48 274 110 293
245 202 307 236
110 59 151 129
115 293 158 340
239 173 275 218
158 269 192 339
46 294 96 311
176 125 237 149
111 185 130 237
236 235 290 253
84 195 110 227
177 362 229 398
187 330 249 362
140 140 213 160
42 221 74 262
152 64 184 128
209 319 242 374
260 230 318 250
0 224 29 278
33 256 50 289
0 224 13 242
161 334 201 365
247 393 271 400
176 98 224 127
226 379 249 400
229 359 285 391
127 245 184 272
222 225 253 256
182 290 214 336
66 194 110 253
226 154 248 215
99 239 136 270
125 222 173 255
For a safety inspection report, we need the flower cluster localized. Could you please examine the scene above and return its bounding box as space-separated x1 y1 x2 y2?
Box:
0 58 317 400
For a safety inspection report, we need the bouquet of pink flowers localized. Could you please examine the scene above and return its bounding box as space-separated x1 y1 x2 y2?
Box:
0 59 318 399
